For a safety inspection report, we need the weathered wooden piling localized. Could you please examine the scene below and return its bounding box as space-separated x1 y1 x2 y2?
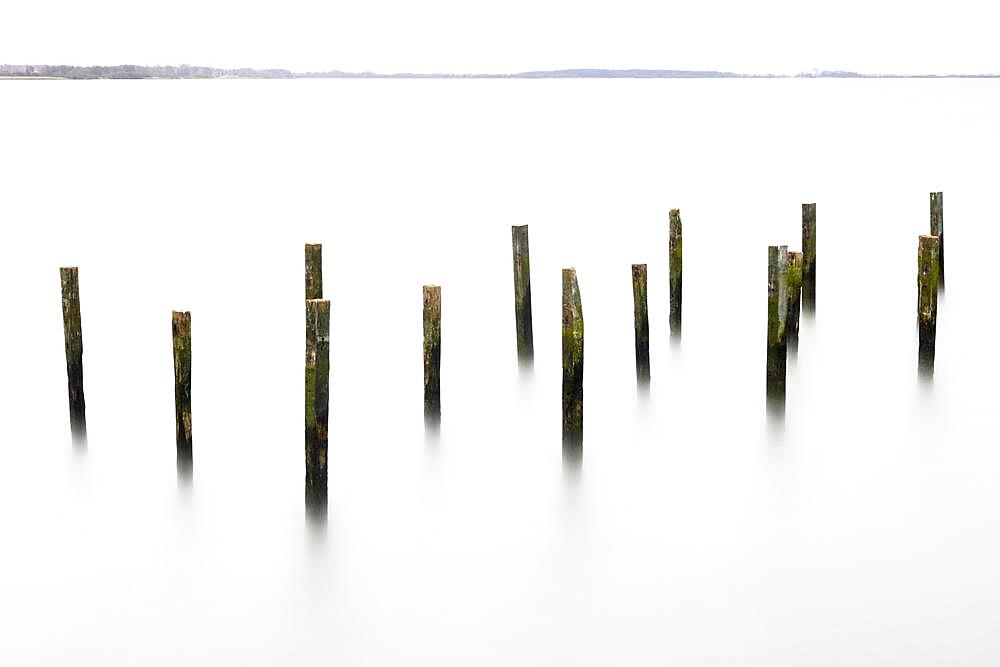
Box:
305 243 323 300
802 203 817 313
632 264 650 386
917 235 940 379
562 269 584 459
930 192 944 291
423 286 442 429
786 251 803 353
766 246 789 415
172 311 192 479
511 225 534 365
305 299 330 517
668 208 682 338
59 267 86 443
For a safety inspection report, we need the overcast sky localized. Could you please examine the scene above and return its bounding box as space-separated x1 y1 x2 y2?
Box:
2 0 997 74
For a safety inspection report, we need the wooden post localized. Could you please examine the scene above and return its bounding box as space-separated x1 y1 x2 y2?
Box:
562 269 584 460
930 192 944 291
60 267 86 444
305 243 323 300
668 208 682 338
632 264 650 386
917 235 940 379
423 286 442 429
786 251 803 353
766 246 788 415
172 311 192 480
305 299 330 518
511 225 534 366
802 203 817 313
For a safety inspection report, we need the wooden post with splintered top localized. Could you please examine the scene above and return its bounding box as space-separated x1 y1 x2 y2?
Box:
786 251 803 353
305 243 323 300
632 264 650 386
917 235 940 379
511 225 534 365
802 203 817 313
930 192 944 291
562 269 584 460
172 311 192 480
423 286 442 429
668 208 682 338
60 267 86 444
305 299 330 518
766 246 789 415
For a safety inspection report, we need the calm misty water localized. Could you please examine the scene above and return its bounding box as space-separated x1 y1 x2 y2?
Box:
1 79 999 665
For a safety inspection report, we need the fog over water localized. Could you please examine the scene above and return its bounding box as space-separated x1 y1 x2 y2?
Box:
1 79 999 665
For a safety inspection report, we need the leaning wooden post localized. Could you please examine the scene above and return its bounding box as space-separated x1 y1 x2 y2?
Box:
305 299 330 517
562 269 584 460
423 286 442 429
930 192 944 291
172 311 192 479
632 264 650 386
786 251 803 353
766 246 788 415
801 203 817 313
60 267 86 444
668 208 682 338
511 225 534 366
917 235 940 379
305 243 323 300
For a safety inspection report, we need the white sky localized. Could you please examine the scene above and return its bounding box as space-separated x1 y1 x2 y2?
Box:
2 0 998 74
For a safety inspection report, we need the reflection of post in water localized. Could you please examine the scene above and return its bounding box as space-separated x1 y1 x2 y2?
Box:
172 311 193 482
917 235 940 380
786 251 803 354
60 267 87 446
766 246 788 417
929 192 944 291
511 225 534 367
423 286 441 432
801 203 817 314
631 264 650 387
562 269 584 463
668 208 682 339
305 299 330 519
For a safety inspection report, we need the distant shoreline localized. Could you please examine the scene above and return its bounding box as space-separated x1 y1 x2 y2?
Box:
2 65 999 79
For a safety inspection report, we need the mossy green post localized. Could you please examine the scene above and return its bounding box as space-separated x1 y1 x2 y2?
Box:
917 235 940 379
668 208 682 338
511 225 534 366
60 267 86 445
423 286 442 429
930 193 944 291
562 268 584 461
632 264 650 386
766 246 789 416
802 203 817 314
172 311 192 480
305 299 330 518
305 243 323 300
786 251 803 354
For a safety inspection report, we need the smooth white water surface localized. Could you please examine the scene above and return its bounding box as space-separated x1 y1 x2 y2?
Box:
1 79 999 665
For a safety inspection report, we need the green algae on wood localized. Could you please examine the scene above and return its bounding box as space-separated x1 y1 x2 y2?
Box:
668 208 682 338
766 246 789 416
59 267 86 445
423 285 442 429
562 268 584 461
511 225 534 366
917 235 940 379
801 203 817 314
172 311 192 480
786 251 803 354
305 299 330 518
930 192 944 291
305 243 323 300
632 263 650 386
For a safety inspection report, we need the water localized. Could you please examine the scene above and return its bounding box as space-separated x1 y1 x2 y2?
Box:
1 79 999 665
